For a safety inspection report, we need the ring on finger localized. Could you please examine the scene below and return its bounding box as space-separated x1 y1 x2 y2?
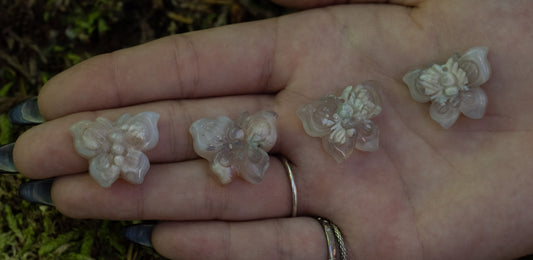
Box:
280 156 298 217
316 217 347 260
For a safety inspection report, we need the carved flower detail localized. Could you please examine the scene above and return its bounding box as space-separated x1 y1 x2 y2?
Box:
403 47 491 128
70 112 160 188
189 111 278 185
297 82 382 163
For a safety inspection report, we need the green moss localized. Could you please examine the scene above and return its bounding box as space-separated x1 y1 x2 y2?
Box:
0 114 12 144
79 230 95 256
38 230 80 256
0 82 14 97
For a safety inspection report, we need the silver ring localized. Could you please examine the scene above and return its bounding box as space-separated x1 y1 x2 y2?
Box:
281 157 298 217
316 217 347 260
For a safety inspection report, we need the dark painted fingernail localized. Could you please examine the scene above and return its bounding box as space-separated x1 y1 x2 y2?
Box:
19 178 54 206
8 97 45 124
124 224 155 247
0 143 17 173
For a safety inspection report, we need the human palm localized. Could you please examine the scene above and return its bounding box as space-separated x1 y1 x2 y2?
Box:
13 0 533 259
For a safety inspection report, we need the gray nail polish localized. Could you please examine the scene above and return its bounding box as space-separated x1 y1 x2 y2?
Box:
124 224 155 248
8 97 45 124
19 178 54 206
0 143 17 173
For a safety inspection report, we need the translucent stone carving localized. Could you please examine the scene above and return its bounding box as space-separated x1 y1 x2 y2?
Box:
297 82 382 163
403 47 491 128
70 112 160 188
189 111 278 185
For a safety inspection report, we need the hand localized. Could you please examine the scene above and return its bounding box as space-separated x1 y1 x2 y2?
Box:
13 0 533 259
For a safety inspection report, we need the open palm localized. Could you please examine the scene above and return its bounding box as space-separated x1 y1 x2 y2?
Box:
14 0 533 259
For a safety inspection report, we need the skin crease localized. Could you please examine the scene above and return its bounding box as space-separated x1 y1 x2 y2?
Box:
12 0 533 259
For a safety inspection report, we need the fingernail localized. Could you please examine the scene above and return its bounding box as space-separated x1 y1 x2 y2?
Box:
0 143 17 173
124 224 155 248
8 97 45 124
19 178 54 206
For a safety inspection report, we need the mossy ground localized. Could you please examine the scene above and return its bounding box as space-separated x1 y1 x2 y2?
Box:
0 1 285 259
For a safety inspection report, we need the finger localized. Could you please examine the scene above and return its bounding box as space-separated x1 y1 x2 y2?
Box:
38 18 287 119
152 218 328 260
271 0 421 9
50 159 296 220
14 95 276 179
